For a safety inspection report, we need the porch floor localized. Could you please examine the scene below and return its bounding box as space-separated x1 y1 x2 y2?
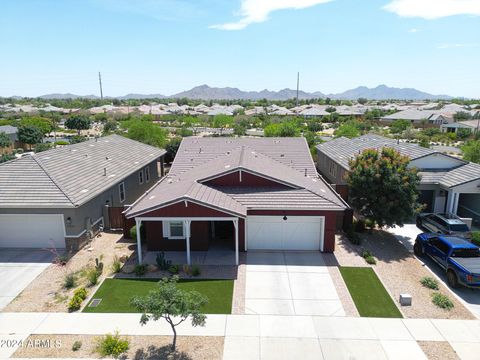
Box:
143 250 236 266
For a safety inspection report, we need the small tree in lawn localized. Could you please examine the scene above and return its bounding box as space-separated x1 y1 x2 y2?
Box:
131 276 207 351
346 147 421 228
0 132 11 148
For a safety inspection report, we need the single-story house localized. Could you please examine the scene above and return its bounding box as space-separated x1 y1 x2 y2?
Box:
316 134 480 229
441 119 480 134
125 137 349 265
381 109 453 125
0 134 166 250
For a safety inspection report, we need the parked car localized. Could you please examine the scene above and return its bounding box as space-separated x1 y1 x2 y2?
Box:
416 213 471 238
414 233 480 288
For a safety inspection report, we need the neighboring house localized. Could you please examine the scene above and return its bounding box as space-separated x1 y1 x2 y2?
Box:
316 134 480 228
0 125 18 153
0 134 166 251
441 119 480 134
125 137 349 265
381 109 453 125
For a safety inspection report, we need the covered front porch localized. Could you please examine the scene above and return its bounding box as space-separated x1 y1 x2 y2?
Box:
134 217 242 265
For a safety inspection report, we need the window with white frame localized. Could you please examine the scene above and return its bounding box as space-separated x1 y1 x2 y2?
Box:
118 182 126 203
145 166 150 182
162 221 185 239
138 170 144 184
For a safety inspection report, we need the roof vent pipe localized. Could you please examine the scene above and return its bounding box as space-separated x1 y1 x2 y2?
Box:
304 169 307 177
103 168 107 176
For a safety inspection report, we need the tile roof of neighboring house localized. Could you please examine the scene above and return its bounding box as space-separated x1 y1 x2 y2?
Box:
317 134 480 188
381 109 436 121
0 125 18 134
126 137 347 218
0 135 166 208
316 134 437 170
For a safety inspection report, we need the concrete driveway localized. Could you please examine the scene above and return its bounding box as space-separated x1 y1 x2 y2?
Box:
0 249 53 310
388 224 480 319
245 251 345 316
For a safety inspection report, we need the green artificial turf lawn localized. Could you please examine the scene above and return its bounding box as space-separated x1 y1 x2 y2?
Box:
83 278 234 314
339 267 403 318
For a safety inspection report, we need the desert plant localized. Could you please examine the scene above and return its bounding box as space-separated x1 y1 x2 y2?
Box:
168 264 179 275
432 292 454 310
365 255 377 265
95 258 104 274
472 231 480 246
63 273 76 289
95 331 129 358
134 264 147 276
68 287 88 312
191 265 201 277
361 249 372 258
420 276 439 290
155 252 172 271
72 340 82 351
111 256 122 273
87 268 100 286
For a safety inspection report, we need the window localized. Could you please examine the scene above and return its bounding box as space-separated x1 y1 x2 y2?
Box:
431 239 449 254
145 166 150 183
328 161 337 177
118 182 126 203
138 170 144 185
162 221 185 239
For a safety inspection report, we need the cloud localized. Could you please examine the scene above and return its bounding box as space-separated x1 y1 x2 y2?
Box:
384 0 480 19
408 28 420 33
438 43 478 49
210 0 333 30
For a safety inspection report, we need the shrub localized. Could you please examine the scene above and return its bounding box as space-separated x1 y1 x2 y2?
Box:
365 255 377 265
87 268 100 286
95 258 104 274
155 251 172 271
191 265 201 277
129 224 145 240
346 229 361 245
472 231 480 246
432 292 454 310
354 219 366 233
68 287 88 312
55 140 69 146
63 273 76 289
72 340 82 351
168 264 179 275
420 276 439 290
111 256 122 273
361 249 372 258
134 264 147 276
182 264 191 275
95 331 129 358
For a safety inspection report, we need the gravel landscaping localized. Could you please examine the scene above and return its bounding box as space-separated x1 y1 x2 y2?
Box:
12 334 223 359
417 341 460 360
334 232 475 319
4 232 134 312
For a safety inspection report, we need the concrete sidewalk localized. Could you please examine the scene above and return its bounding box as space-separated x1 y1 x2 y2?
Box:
1 313 480 359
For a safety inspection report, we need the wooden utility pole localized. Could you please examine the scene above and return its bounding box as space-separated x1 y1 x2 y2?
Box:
296 72 300 107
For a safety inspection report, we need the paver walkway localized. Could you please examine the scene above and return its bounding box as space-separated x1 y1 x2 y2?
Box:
1 313 480 359
245 251 345 316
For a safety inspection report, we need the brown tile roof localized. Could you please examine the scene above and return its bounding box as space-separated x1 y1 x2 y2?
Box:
125 137 348 218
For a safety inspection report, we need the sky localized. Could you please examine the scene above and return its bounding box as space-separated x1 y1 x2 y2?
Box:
0 0 479 98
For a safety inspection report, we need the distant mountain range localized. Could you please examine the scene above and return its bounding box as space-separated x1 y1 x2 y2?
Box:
32 84 453 101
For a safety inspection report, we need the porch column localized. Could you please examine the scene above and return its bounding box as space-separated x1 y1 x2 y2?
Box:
233 219 239 266
135 218 142 264
447 191 459 214
184 220 191 265
452 193 460 215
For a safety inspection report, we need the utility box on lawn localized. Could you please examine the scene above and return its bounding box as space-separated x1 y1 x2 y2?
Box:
399 293 412 306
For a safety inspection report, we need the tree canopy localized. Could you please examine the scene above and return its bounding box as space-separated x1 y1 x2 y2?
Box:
264 121 299 137
131 276 207 351
124 120 167 148
21 117 54 136
346 147 421 228
334 121 360 138
65 115 91 134
18 125 43 148
462 140 480 164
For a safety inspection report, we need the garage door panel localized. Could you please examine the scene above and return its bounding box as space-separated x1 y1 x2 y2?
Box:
0 214 66 248
247 216 324 251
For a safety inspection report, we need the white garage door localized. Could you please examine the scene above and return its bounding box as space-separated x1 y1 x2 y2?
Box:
247 216 324 251
0 214 66 248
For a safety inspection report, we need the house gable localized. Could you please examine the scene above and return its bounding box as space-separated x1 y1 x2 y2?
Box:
201 169 293 189
409 153 465 171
